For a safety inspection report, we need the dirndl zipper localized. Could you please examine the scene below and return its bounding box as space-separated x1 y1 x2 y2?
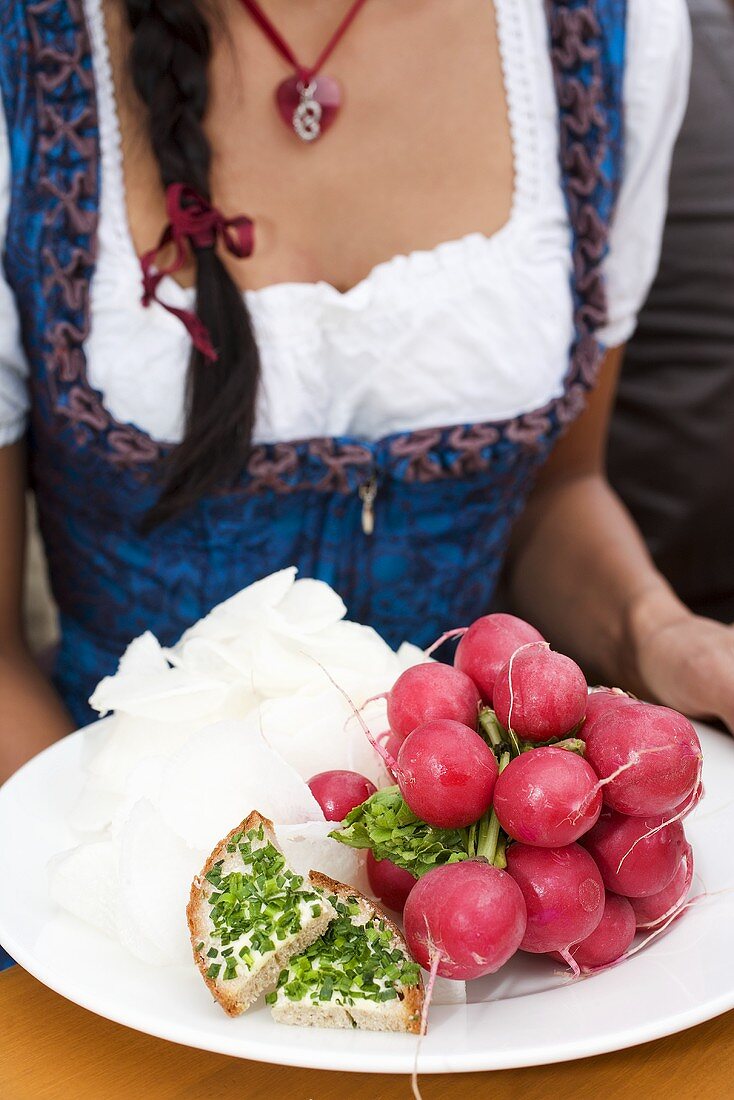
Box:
359 475 378 536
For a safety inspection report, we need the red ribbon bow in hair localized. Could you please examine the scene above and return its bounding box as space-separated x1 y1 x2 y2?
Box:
140 184 255 362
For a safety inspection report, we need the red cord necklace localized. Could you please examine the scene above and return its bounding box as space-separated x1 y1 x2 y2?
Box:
238 0 370 142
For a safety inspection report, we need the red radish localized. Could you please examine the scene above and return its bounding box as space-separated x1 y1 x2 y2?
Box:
628 845 694 929
506 843 604 955
582 809 686 897
397 719 498 829
493 645 588 743
552 892 636 970
454 613 544 702
386 663 481 743
366 851 417 913
581 687 635 740
493 747 602 846
319 669 496 829
584 702 702 816
307 770 376 821
403 861 527 980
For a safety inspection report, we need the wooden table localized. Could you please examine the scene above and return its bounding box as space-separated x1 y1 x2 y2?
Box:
2 966 732 1100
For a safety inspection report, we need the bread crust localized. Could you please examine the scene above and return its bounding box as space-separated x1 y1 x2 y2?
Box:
187 811 333 1017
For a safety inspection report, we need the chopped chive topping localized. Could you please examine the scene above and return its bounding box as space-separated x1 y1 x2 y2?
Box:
204 832 322 984
275 894 421 1009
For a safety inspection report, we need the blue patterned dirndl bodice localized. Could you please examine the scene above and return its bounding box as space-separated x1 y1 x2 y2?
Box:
0 0 626 728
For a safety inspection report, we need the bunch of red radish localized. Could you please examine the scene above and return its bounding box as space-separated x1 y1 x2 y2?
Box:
307 612 702 983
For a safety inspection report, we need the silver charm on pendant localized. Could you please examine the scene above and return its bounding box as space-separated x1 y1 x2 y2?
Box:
292 81 323 142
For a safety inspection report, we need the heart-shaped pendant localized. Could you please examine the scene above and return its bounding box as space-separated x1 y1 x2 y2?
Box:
276 75 341 142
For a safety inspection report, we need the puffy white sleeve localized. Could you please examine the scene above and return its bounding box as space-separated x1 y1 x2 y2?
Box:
0 94 30 448
599 0 692 348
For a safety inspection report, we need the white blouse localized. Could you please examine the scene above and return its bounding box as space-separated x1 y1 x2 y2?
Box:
0 0 690 450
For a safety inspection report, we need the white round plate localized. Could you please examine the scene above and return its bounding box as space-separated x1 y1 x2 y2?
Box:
0 723 733 1074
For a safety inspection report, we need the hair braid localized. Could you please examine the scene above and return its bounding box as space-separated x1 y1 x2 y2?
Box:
125 0 261 527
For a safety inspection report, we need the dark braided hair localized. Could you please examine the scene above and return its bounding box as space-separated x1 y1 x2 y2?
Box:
125 0 261 527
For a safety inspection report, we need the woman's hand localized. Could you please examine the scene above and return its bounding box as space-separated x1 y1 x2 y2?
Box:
630 586 734 730
508 346 734 732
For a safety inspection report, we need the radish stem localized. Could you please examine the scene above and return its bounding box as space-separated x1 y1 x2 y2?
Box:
479 707 504 748
476 752 510 866
553 737 586 756
467 822 478 858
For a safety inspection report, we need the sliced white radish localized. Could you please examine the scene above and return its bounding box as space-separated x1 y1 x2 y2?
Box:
396 641 432 669
91 665 232 723
268 577 347 636
48 841 119 940
167 635 259 688
85 711 228 796
151 719 324 849
260 690 356 778
427 975 467 1005
309 621 403 682
115 799 205 966
276 820 368 893
117 631 170 677
176 567 297 646
109 756 169 837
68 782 123 836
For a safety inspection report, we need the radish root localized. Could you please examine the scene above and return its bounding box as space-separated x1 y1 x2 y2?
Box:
315 661 399 777
358 691 388 711
561 866 734 982
635 845 695 931
411 929 442 1100
424 627 468 658
557 903 694 982
506 641 550 737
615 755 704 875
343 692 387 733
566 747 668 826
589 896 701 974
558 946 581 980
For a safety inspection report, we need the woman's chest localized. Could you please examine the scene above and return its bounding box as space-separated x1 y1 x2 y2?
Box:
88 0 575 445
109 0 519 295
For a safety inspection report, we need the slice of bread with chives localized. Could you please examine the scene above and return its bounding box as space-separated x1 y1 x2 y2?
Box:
187 811 336 1017
269 872 424 1034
